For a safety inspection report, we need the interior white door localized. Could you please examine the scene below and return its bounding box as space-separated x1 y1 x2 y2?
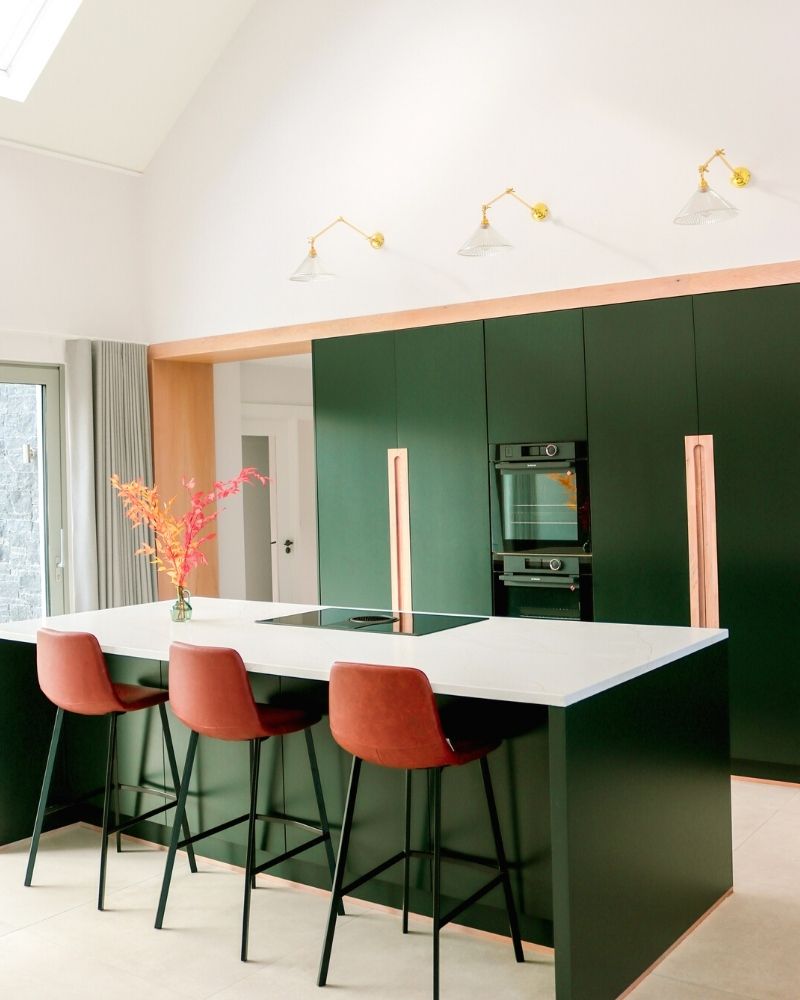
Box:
242 403 318 604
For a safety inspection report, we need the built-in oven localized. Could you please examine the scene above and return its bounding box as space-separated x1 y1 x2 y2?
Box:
490 442 592 621
493 553 592 621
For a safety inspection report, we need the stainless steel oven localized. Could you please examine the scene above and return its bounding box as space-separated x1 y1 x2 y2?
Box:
493 554 592 621
490 441 591 553
490 442 592 620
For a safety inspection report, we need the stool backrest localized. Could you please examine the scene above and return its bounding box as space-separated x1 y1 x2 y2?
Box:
168 642 262 740
37 628 121 715
329 661 455 769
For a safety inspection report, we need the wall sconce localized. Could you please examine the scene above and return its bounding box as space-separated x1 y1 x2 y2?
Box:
289 216 385 281
458 187 549 257
673 149 751 226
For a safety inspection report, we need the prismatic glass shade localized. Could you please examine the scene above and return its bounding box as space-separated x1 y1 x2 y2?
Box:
289 251 334 281
457 222 513 257
673 185 738 226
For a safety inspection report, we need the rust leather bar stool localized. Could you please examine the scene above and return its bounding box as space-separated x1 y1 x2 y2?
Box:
318 661 524 1000
155 641 339 962
25 628 197 910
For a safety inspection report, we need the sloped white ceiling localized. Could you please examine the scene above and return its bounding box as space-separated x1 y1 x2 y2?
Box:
0 0 257 171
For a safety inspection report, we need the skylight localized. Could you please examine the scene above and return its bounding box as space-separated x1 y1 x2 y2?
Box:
0 0 82 102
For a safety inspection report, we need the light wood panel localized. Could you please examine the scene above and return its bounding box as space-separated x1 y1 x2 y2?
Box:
149 359 218 597
147 259 800 364
387 448 412 612
684 435 720 628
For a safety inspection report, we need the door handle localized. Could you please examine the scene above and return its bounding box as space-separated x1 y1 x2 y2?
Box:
284 539 294 554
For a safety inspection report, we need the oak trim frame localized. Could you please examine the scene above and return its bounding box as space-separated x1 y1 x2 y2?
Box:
685 434 720 628
149 358 219 597
147 260 800 364
387 448 413 613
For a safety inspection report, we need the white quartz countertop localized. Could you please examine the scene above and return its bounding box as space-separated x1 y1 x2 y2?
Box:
0 598 727 708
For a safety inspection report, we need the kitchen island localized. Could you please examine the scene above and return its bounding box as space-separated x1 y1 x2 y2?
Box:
0 599 730 1000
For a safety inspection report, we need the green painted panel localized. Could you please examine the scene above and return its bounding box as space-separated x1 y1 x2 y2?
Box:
313 333 397 609
395 322 492 615
549 643 731 999
694 284 800 769
485 310 587 443
584 297 698 625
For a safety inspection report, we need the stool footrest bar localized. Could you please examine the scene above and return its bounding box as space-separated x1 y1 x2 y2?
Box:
440 874 504 928
177 812 249 848
252 833 328 875
341 851 406 896
112 799 178 834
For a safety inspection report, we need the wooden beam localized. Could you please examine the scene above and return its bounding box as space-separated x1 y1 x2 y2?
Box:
149 359 219 598
147 259 800 364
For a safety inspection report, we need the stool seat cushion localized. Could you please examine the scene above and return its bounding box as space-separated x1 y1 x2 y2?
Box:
255 703 322 737
329 662 499 769
113 683 170 712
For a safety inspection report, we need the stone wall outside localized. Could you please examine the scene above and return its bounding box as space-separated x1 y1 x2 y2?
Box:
0 384 42 623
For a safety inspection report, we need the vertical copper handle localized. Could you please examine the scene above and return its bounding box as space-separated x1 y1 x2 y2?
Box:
387 448 412 613
685 435 719 628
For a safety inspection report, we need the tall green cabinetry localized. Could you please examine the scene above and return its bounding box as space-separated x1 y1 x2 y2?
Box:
583 297 698 626
694 285 800 775
484 310 587 443
314 322 492 616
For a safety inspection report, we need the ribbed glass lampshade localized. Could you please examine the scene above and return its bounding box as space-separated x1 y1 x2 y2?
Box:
457 222 512 257
289 251 334 281
673 186 738 226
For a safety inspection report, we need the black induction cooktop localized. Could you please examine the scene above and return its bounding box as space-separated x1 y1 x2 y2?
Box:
256 608 486 637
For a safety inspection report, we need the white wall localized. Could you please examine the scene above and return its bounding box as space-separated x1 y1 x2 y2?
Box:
0 143 143 359
142 0 800 344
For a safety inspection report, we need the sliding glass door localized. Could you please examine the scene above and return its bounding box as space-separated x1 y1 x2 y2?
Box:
0 364 65 622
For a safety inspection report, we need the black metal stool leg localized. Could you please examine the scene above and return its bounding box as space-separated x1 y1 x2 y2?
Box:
318 755 361 987
479 756 524 962
113 731 122 854
304 727 344 916
158 703 197 874
432 766 442 1000
242 737 262 962
402 769 412 933
155 730 198 929
24 707 65 887
98 713 119 911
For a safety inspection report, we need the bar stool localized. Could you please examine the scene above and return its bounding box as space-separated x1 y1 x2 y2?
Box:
155 641 339 962
25 628 197 910
318 661 524 1000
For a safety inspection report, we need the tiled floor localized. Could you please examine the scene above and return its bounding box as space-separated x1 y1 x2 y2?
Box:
0 777 798 999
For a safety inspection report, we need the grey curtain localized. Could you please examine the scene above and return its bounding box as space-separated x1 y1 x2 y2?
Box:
64 339 99 612
92 341 157 608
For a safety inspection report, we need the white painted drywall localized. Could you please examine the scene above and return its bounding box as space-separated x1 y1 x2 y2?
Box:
142 0 800 344
0 143 143 353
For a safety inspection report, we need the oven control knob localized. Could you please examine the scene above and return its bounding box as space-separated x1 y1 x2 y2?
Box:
548 558 563 571
543 443 559 457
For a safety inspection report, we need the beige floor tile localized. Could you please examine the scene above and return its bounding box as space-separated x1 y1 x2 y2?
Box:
0 925 187 1000
729 778 799 849
649 887 800 1000
0 824 172 930
211 907 555 1000
629 972 760 999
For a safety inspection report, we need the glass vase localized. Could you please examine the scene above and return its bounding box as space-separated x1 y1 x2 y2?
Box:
171 587 192 623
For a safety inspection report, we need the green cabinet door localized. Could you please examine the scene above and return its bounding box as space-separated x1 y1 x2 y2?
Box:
584 297 698 625
313 333 397 608
694 284 800 773
395 322 493 615
485 310 587 443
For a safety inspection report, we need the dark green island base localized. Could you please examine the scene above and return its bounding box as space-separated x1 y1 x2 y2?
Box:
1 637 730 1000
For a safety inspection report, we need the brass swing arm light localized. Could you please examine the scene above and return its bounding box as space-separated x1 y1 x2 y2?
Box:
290 215 384 281
458 186 549 256
696 149 751 192
479 187 549 225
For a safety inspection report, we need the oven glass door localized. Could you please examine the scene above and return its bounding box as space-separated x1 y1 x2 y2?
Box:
497 463 579 545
